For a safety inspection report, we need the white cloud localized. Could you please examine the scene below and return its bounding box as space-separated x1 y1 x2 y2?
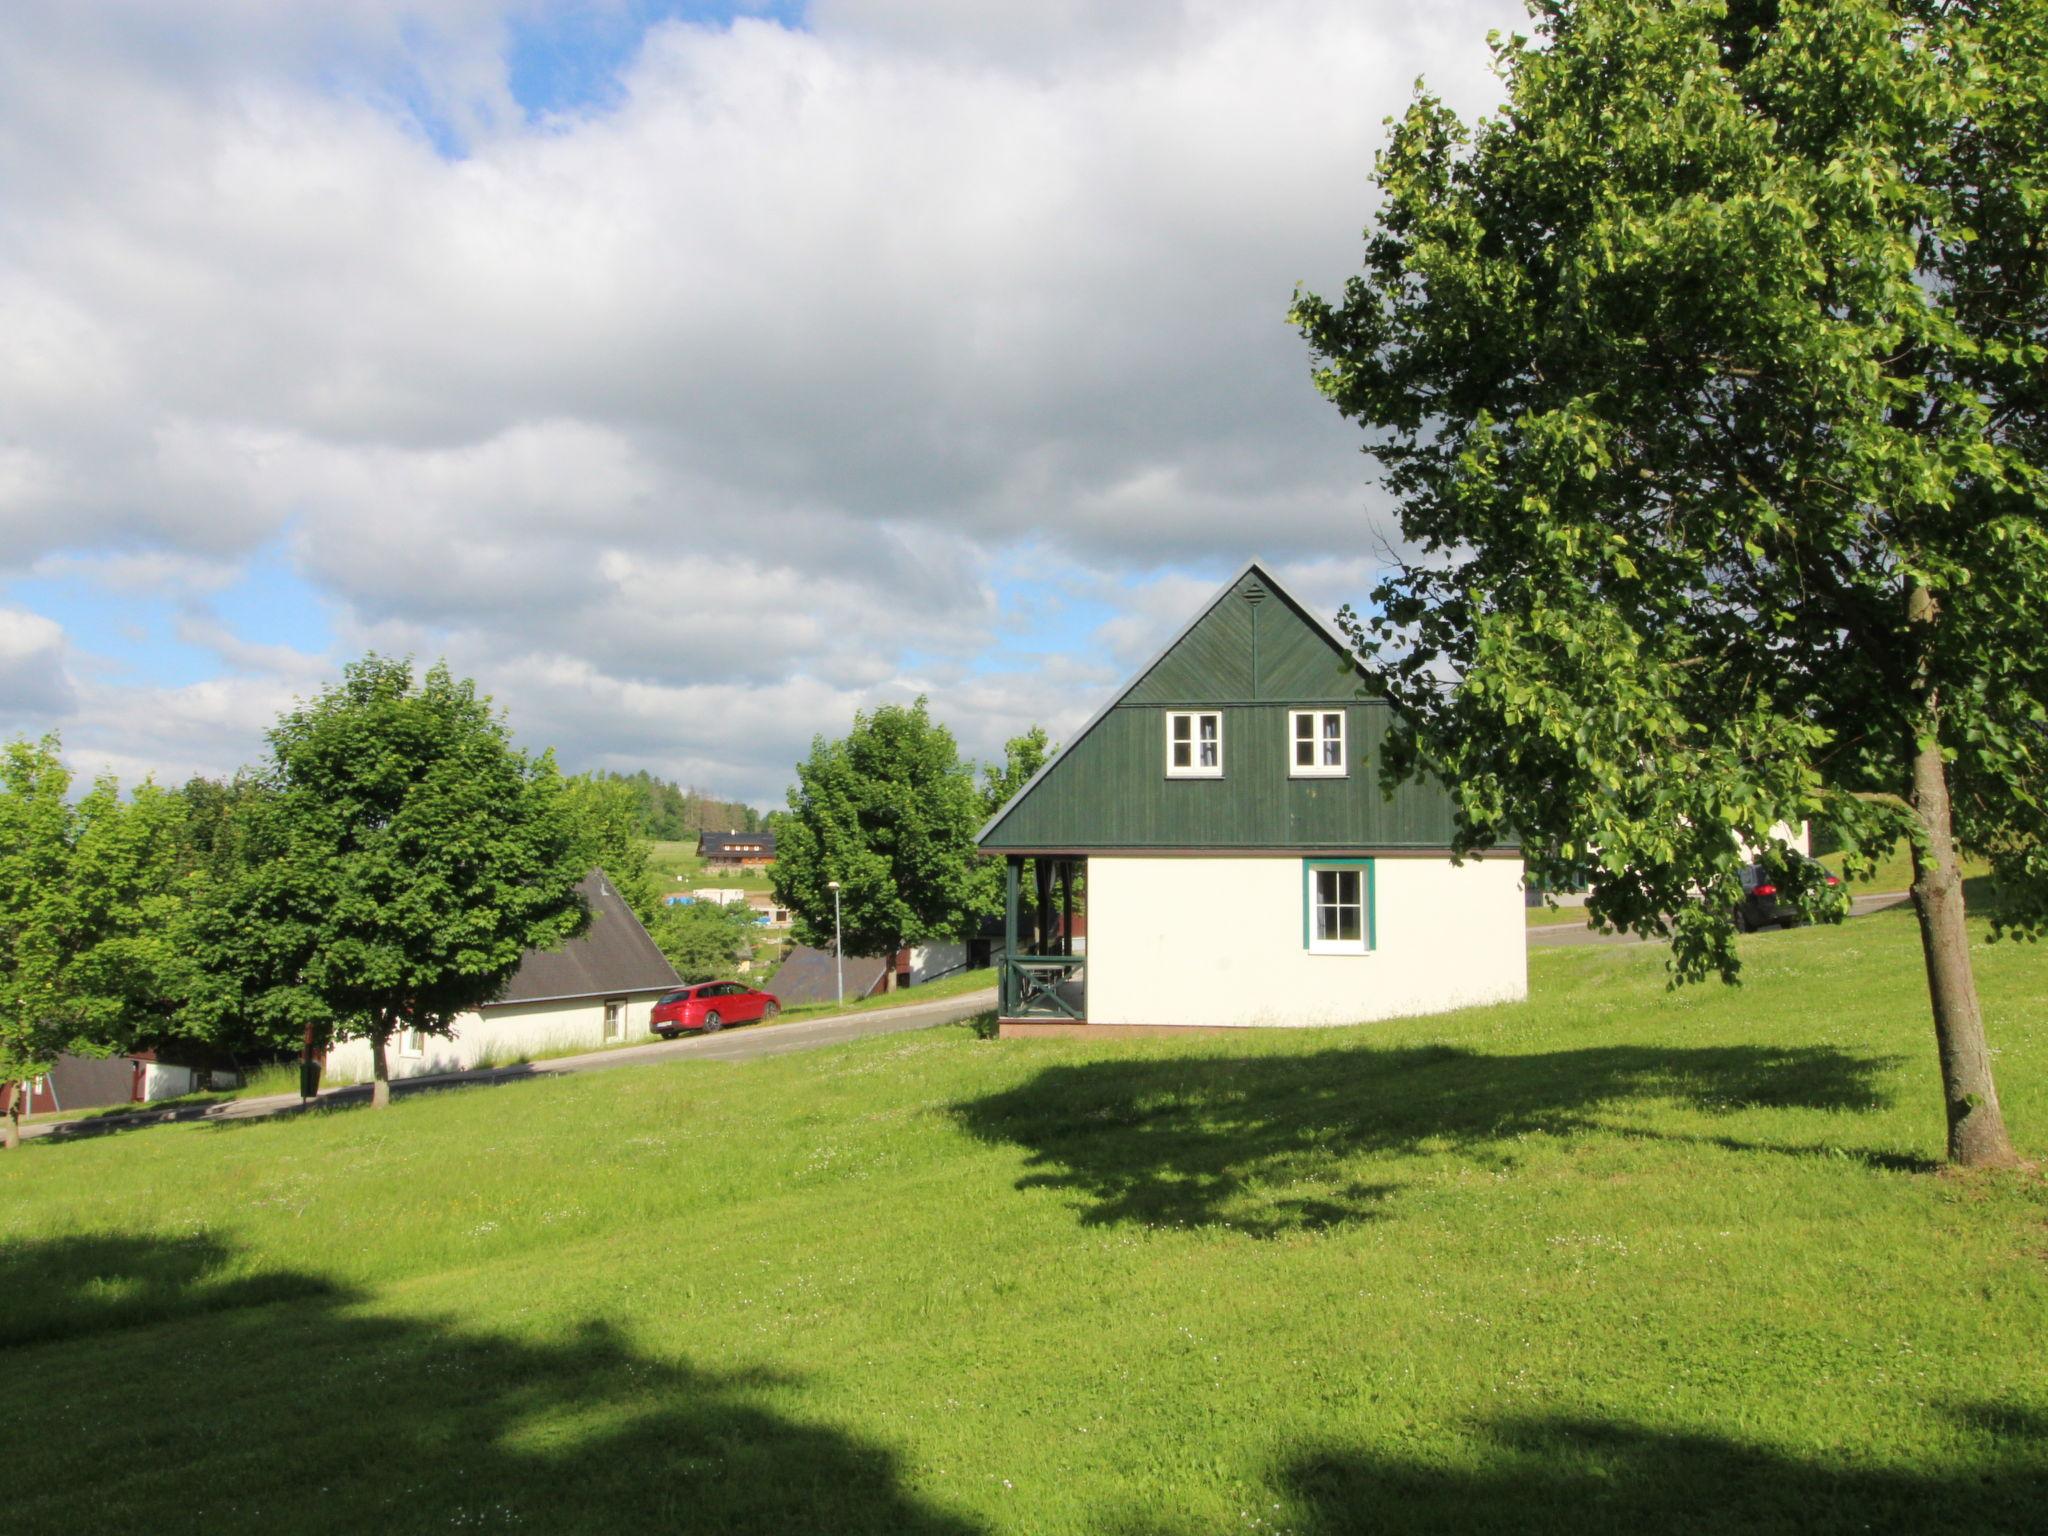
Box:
0 607 75 719
0 0 1521 799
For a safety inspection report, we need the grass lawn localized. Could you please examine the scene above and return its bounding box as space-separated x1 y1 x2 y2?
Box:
4 912 2043 1534
650 839 777 895
1525 902 1590 928
442 968 1001 1068
21 1061 306 1127
1820 836 1991 895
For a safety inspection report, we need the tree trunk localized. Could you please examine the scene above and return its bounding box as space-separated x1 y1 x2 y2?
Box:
3 1091 19 1150
370 1023 392 1110
1905 579 2015 1168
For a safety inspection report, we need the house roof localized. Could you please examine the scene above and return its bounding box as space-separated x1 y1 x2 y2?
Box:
977 558 1371 847
698 830 775 856
767 944 889 1008
490 870 680 1007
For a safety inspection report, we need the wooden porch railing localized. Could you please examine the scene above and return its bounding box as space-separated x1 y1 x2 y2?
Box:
1001 955 1086 1021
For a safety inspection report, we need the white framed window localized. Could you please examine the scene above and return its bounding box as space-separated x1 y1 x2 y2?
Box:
1166 711 1223 778
603 997 625 1042
398 1029 425 1058
1290 710 1348 777
1304 860 1373 954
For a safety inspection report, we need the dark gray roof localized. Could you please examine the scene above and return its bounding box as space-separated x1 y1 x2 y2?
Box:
698 830 775 856
489 871 680 1007
766 944 888 1007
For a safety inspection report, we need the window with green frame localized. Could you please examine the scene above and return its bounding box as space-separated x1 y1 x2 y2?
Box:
1303 859 1374 954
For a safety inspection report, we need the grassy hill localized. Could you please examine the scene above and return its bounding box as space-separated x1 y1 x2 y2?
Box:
4 910 2044 1533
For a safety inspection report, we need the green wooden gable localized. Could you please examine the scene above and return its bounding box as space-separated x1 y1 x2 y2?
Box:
979 563 1477 854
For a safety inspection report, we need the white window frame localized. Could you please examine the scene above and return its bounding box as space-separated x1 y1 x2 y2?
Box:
1289 710 1348 778
398 1029 425 1058
1304 860 1374 955
1165 710 1223 778
602 997 626 1042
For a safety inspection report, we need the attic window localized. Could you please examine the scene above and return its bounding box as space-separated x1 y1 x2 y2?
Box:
1289 710 1347 778
1166 711 1222 778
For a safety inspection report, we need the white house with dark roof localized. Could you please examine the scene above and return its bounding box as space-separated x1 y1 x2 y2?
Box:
322 870 680 1082
978 560 1527 1034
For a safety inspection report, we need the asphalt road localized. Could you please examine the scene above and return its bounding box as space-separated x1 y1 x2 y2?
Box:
25 987 997 1143
1528 890 1913 948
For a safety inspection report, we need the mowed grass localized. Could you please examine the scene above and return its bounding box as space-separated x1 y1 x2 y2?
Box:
3 912 2044 1535
650 839 777 894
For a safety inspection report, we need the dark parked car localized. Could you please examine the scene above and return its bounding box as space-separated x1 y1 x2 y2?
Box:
1734 857 1841 932
651 981 780 1036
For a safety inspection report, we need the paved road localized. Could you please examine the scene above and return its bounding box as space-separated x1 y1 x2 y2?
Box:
1528 890 1913 948
24 987 997 1143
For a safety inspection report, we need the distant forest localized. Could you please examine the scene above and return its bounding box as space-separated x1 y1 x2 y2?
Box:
589 769 765 840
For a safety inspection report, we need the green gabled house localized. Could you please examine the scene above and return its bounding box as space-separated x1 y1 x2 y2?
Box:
977 560 1526 1033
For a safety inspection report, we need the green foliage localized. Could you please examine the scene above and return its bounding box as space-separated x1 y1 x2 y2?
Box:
188 657 589 1059
980 726 1052 818
0 737 195 1102
560 772 659 921
646 898 758 983
771 698 991 958
1294 0 2048 981
577 768 762 841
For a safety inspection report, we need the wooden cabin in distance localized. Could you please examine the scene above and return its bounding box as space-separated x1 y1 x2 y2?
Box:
976 560 1526 1035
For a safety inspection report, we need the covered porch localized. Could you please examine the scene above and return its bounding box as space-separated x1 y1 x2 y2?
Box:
998 854 1086 1026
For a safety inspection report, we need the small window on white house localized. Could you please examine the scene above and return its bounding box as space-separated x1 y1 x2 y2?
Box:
398 1029 425 1058
603 997 625 1042
1290 710 1347 777
1166 711 1223 777
1305 861 1373 954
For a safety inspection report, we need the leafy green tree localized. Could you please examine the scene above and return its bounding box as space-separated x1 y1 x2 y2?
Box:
0 738 192 1148
976 727 1058 936
1293 0 2045 1165
570 768 763 841
191 657 589 1108
561 772 660 922
980 727 1052 818
771 698 987 985
648 898 759 983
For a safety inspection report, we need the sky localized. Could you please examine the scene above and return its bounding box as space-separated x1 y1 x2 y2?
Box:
0 0 1524 805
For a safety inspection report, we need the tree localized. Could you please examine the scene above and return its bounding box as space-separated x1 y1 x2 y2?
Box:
192 657 589 1108
770 699 987 984
648 899 759 983
0 738 192 1148
977 726 1057 936
1292 0 2045 1166
980 727 1052 818
561 771 660 923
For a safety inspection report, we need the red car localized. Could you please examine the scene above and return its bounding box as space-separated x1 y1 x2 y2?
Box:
651 981 780 1036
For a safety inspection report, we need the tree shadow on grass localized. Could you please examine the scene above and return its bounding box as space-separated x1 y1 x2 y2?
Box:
3 1231 978 1536
31 1062 551 1145
1263 1409 2048 1535
955 1042 1913 1236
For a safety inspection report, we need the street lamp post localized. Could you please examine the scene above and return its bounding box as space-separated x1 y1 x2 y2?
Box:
827 880 844 1007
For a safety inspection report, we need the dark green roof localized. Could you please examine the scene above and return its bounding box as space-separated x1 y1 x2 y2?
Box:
978 561 1471 854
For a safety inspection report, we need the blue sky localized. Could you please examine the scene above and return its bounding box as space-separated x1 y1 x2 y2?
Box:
0 0 1514 797
507 2 806 120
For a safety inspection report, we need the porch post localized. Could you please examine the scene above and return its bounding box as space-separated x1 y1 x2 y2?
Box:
1035 860 1054 956
1003 857 1020 1016
1060 859 1074 957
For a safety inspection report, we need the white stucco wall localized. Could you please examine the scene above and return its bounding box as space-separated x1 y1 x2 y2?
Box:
139 1062 198 1101
908 941 968 985
1083 854 1527 1028
323 990 670 1083
1737 820 1812 861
